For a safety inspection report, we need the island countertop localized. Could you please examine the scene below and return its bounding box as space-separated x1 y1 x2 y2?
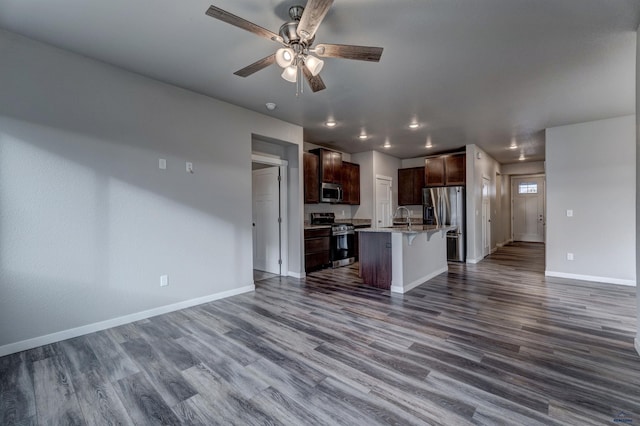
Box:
356 225 456 235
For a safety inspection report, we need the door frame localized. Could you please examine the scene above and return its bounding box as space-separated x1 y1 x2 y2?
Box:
251 154 288 276
510 173 546 243
374 174 393 228
481 176 491 257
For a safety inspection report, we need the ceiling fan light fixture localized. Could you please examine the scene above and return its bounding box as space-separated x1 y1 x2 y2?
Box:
281 65 298 83
275 47 295 68
305 55 324 76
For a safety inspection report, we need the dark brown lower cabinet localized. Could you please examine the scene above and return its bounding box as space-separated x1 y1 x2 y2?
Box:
358 232 392 289
304 228 330 272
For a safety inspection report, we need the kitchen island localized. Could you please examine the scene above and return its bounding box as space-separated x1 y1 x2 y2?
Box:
357 225 455 294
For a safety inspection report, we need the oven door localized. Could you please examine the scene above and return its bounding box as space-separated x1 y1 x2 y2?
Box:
330 230 355 267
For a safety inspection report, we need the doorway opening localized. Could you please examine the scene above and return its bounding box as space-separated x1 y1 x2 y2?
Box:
482 176 491 258
511 174 546 243
374 175 393 228
251 154 288 279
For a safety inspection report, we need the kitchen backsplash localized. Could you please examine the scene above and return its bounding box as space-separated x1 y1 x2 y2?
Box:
304 203 357 222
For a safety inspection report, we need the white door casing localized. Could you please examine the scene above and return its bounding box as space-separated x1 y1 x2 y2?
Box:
482 177 491 257
252 167 280 274
375 176 393 228
512 175 545 243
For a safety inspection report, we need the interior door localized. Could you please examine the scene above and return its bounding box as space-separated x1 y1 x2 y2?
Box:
482 177 491 257
375 177 393 228
512 175 545 242
252 167 280 274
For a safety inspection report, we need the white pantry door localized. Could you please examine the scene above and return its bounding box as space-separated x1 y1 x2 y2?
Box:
512 175 545 242
252 167 280 274
375 176 393 228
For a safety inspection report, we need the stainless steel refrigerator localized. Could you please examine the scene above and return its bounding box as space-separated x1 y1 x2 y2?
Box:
422 186 466 262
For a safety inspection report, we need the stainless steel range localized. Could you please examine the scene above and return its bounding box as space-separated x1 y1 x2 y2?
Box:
310 213 355 268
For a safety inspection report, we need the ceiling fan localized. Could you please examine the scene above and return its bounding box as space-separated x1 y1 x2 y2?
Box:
205 0 383 93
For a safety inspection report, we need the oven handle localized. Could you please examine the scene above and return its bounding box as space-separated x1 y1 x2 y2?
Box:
332 230 355 236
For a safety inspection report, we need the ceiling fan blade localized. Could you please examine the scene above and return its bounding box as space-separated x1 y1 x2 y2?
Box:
234 54 276 77
315 43 383 62
206 5 279 41
303 67 326 92
297 0 334 41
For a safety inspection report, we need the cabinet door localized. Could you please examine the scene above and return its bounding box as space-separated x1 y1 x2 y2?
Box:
350 162 360 205
329 151 343 183
412 167 425 201
341 162 360 205
303 152 319 203
398 168 414 205
445 154 465 185
425 157 446 187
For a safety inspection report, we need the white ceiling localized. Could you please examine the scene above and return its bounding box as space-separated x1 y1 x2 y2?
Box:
0 0 638 163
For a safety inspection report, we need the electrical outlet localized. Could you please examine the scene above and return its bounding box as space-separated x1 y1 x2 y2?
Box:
186 162 194 174
566 209 573 217
160 275 169 287
566 253 574 261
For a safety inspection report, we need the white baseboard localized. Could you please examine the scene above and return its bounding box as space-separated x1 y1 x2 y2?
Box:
391 266 448 294
635 337 640 357
288 271 305 279
544 271 636 287
0 284 255 357
466 256 484 264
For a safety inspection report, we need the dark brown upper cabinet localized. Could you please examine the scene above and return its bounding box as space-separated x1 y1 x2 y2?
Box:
341 161 360 205
444 153 466 185
425 153 466 187
303 152 319 204
311 148 342 184
398 167 425 205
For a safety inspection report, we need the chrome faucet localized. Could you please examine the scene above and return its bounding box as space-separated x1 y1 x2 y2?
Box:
393 206 412 229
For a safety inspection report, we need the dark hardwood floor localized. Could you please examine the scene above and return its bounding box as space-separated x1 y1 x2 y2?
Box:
2 242 639 425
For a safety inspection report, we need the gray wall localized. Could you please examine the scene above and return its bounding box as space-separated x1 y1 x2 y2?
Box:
465 145 502 263
636 24 640 355
546 115 635 285
0 30 303 354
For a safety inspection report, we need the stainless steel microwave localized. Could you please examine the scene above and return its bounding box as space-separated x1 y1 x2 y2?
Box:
321 182 343 203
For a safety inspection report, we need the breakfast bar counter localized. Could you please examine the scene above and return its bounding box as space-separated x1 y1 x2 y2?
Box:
356 225 455 294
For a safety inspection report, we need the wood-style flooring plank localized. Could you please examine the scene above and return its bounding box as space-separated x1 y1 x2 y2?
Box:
2 242 639 425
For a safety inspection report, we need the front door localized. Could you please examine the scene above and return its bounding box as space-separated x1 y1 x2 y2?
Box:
512 175 545 242
252 167 280 274
375 176 393 228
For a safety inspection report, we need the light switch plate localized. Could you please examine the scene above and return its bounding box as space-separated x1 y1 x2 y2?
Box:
159 159 167 170
160 275 168 287
566 209 573 217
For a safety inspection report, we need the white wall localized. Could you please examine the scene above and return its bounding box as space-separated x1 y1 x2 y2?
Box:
466 145 502 263
501 161 545 175
546 115 635 285
351 151 374 219
636 24 640 356
0 30 304 355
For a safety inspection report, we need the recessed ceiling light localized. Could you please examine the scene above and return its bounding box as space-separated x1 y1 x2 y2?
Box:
265 102 277 111
509 137 518 149
409 122 419 129
359 134 368 140
425 136 433 148
519 154 525 161
325 120 337 127
383 139 391 148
